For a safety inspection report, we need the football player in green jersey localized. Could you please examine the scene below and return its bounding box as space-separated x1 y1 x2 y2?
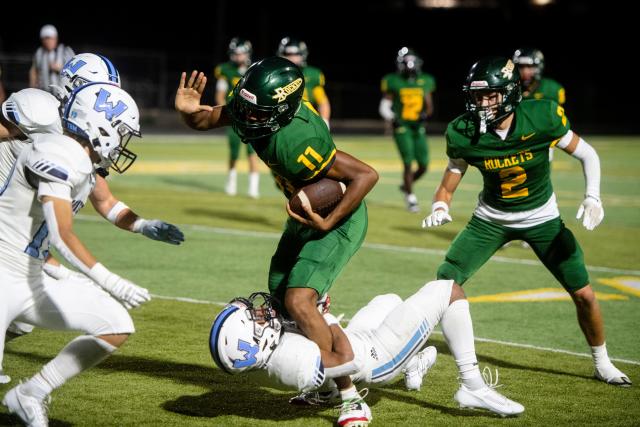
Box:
513 48 566 163
380 48 436 213
175 57 379 426
422 57 631 387
213 37 260 198
277 37 331 128
513 48 565 106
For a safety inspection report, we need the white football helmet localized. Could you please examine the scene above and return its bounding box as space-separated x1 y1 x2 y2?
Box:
62 82 140 173
210 293 283 374
53 53 121 101
1 88 63 136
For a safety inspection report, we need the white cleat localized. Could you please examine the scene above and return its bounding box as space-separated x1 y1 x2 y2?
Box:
595 363 632 387
454 368 524 417
2 384 50 427
0 370 10 384
403 346 437 391
405 193 420 213
336 389 372 427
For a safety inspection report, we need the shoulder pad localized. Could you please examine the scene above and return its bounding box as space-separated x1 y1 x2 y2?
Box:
2 88 62 136
25 134 92 185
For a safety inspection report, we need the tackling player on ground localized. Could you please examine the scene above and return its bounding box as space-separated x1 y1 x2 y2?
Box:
422 56 631 387
175 57 378 426
210 280 525 419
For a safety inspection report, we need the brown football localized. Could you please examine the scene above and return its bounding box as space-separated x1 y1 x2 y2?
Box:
289 178 347 219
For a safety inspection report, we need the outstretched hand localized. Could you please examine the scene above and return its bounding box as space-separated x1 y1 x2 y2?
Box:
175 70 213 115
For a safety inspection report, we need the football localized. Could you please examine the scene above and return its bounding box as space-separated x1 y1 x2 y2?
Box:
289 178 347 219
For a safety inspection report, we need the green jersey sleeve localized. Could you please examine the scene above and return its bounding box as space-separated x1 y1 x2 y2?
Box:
421 73 436 93
280 136 337 183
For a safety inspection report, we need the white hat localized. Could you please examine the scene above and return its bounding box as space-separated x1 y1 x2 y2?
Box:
40 25 58 39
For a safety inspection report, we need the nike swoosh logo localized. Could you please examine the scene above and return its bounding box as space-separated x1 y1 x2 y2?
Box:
521 132 536 141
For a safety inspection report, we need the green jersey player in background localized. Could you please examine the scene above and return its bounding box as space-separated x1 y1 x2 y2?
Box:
513 47 565 163
175 57 379 427
277 37 331 128
380 47 436 213
213 37 260 198
422 57 631 387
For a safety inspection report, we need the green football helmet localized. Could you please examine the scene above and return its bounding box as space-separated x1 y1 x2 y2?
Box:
396 47 423 76
228 37 253 66
512 48 545 81
228 56 305 140
462 56 522 133
277 37 309 66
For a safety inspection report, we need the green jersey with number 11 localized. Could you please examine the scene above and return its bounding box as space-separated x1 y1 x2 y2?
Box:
249 101 336 198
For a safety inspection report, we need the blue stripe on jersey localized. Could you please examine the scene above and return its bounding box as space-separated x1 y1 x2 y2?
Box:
0 159 18 196
371 319 430 381
209 305 239 373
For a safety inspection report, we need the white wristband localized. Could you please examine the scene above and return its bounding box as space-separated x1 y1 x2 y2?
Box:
87 262 112 287
106 201 130 224
131 218 147 233
432 201 449 213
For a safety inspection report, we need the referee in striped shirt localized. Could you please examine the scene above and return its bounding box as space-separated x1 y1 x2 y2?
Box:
29 25 75 93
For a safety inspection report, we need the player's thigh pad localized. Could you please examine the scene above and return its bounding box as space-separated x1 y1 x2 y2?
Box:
437 216 508 284
18 275 134 335
227 128 242 161
346 294 403 333
520 218 590 292
393 127 415 165
288 202 368 297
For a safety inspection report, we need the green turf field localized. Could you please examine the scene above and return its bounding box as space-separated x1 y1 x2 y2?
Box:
2 134 639 426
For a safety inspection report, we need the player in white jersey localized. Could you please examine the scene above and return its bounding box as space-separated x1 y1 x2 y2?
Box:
0 55 184 384
210 280 525 423
0 83 151 427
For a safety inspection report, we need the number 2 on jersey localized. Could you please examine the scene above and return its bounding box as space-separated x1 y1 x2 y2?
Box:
499 166 529 198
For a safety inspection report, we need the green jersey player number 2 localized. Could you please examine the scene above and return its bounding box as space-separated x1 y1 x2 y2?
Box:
422 56 630 388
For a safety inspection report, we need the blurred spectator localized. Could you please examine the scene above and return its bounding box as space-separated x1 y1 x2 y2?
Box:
29 25 74 93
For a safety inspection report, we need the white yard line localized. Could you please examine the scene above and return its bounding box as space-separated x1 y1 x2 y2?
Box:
80 217 634 276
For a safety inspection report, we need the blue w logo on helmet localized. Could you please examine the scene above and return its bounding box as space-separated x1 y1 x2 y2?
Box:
232 340 259 368
62 58 87 75
93 88 128 121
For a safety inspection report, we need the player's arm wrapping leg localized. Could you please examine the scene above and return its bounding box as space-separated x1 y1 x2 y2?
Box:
321 313 365 378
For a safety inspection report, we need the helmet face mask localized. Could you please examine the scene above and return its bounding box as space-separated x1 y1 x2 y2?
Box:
228 37 253 67
277 37 309 67
397 47 423 77
62 83 141 173
228 57 305 141
512 48 545 85
209 292 283 374
463 57 522 134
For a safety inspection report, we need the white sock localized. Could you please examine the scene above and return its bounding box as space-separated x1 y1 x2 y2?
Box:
248 172 260 197
591 342 611 367
441 299 484 390
340 385 359 401
22 336 116 401
225 168 237 194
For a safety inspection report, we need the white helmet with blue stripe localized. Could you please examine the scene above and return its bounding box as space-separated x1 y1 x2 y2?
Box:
54 53 121 101
62 82 140 173
209 293 283 374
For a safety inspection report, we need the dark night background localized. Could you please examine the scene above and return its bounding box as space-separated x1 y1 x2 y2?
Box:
0 0 635 132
